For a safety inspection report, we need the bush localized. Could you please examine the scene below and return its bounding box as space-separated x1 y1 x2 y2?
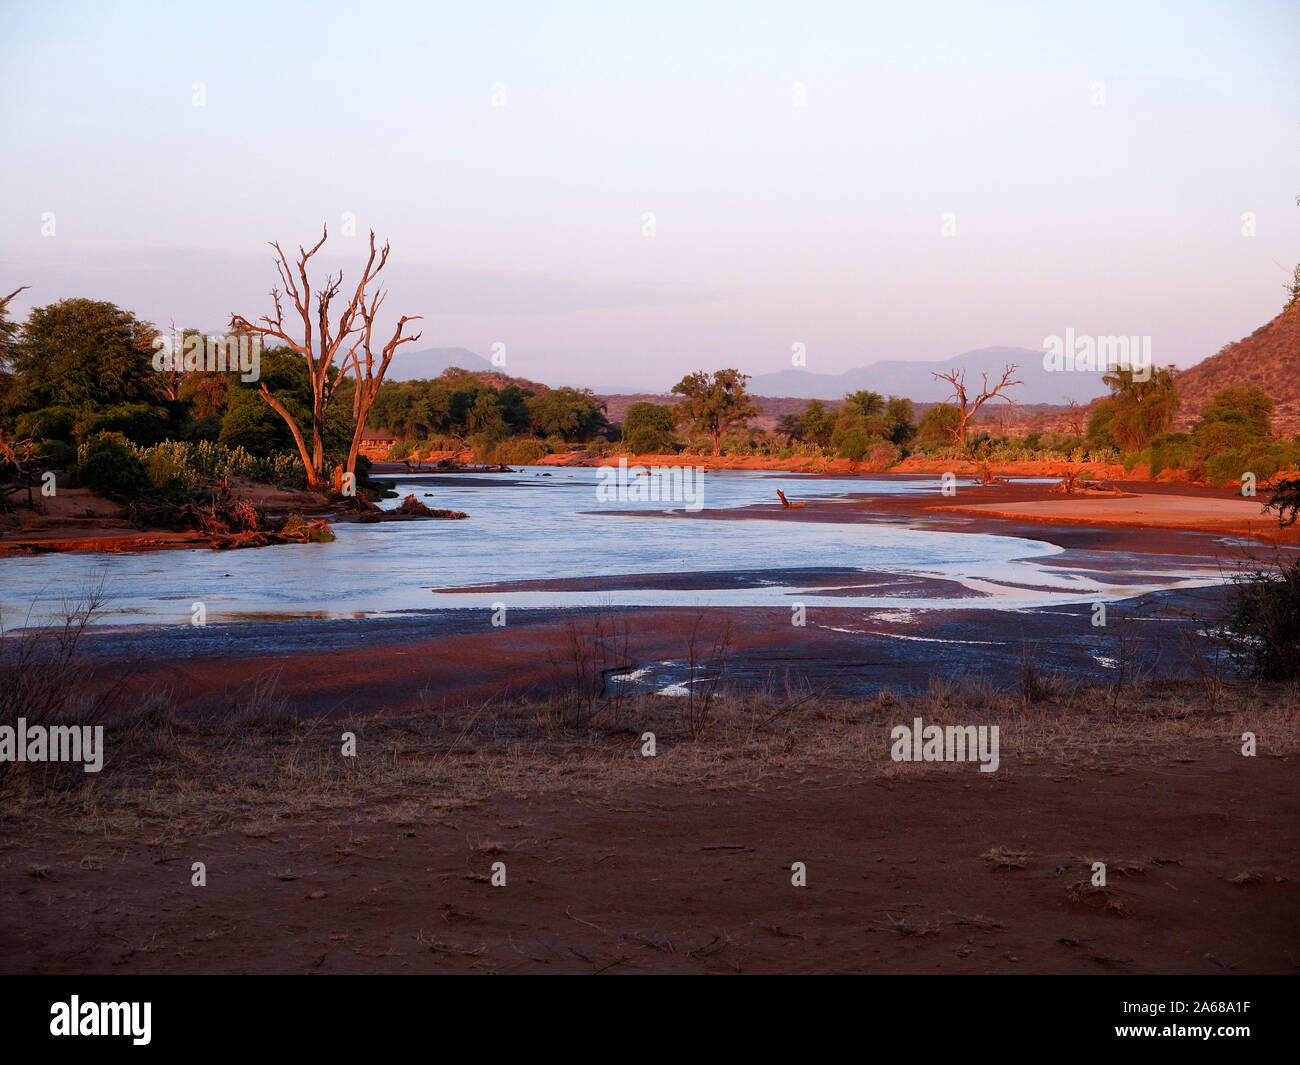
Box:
861 441 902 471
489 437 548 464
835 428 884 462
15 405 77 443
1146 433 1195 477
1219 557 1300 681
621 402 676 453
33 439 77 470
74 403 174 447
73 432 151 501
278 513 335 543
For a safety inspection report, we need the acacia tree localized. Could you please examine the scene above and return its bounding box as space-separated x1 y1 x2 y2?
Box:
0 286 29 371
230 228 420 489
671 368 760 456
1101 366 1179 452
931 363 1022 448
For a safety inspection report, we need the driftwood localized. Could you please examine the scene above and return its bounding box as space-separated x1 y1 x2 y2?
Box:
351 493 467 522
1051 469 1121 495
403 458 512 473
0 435 40 512
776 489 806 509
125 496 335 549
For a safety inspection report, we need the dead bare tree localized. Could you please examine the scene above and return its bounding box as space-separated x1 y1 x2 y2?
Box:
931 363 1022 450
1064 397 1085 437
229 228 419 489
342 282 421 479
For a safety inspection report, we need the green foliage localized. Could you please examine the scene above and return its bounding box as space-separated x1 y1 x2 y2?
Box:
1145 432 1195 477
1101 366 1179 451
780 399 836 449
11 299 160 409
15 405 77 443
842 391 885 419
671 369 760 456
861 441 902 471
482 436 549 465
72 432 151 501
1199 386 1273 438
1219 556 1300 682
885 397 917 446
527 387 608 442
622 402 676 453
917 403 961 446
33 438 77 469
74 402 175 447
1263 477 1300 527
279 513 335 543
1086 397 1117 449
834 428 881 462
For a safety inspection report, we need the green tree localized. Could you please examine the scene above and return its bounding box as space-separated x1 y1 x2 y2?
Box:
527 387 608 442
671 369 760 456
917 403 962 446
842 390 885 419
1102 366 1179 452
1198 386 1273 438
0 285 27 375
885 396 917 446
622 401 676 453
12 298 161 410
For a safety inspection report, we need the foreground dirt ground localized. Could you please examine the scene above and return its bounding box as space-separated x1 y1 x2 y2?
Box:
2 735 1295 974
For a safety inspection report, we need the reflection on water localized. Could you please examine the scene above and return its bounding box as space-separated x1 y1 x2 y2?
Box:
0 468 1221 625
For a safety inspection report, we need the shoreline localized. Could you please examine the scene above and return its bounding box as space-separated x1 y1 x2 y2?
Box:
3 466 1292 555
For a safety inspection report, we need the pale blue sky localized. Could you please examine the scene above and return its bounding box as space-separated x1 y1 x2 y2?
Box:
1 0 1297 390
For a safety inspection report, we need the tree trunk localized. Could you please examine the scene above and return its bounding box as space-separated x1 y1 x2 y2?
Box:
259 385 323 488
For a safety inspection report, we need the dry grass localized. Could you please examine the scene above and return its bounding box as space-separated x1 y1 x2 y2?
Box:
1 671 1296 848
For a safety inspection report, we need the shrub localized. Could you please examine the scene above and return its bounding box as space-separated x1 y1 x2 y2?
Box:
15 405 78 443
1218 556 1300 681
835 428 884 462
278 513 335 543
489 437 548 465
861 441 902 471
73 432 151 501
74 403 174 447
33 438 77 470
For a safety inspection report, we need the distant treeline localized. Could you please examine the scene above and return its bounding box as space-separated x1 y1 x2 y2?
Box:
1 297 1296 493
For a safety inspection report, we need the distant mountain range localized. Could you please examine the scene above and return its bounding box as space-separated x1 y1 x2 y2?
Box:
746 346 1111 405
387 347 493 381
385 318 1300 435
389 344 1116 405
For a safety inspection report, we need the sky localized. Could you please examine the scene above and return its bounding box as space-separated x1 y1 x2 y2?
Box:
1 0 1297 391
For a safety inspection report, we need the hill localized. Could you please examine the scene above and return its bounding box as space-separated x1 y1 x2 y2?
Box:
1173 304 1300 434
747 346 1110 405
387 346 493 381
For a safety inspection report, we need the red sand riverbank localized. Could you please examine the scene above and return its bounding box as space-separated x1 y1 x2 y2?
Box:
4 743 1294 974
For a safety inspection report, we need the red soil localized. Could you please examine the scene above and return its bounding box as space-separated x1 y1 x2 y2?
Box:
4 747 1294 974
